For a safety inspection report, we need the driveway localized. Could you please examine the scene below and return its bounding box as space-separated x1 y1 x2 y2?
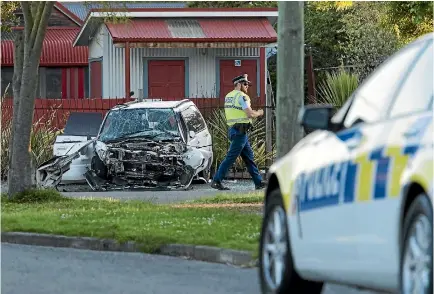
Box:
1 180 259 204
60 180 258 203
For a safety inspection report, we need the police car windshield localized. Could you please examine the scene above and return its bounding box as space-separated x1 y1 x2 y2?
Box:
98 108 180 142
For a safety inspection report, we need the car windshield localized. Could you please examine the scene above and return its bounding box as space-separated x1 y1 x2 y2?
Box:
98 108 180 142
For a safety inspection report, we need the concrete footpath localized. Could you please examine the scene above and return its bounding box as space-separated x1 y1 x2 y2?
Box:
1 232 258 268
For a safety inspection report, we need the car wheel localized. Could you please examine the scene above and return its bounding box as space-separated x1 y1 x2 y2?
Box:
258 188 323 294
400 193 433 294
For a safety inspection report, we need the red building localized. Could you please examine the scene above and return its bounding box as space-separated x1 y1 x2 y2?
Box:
0 2 90 99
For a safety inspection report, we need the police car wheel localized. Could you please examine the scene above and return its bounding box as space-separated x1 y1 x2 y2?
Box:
400 193 433 294
258 188 323 294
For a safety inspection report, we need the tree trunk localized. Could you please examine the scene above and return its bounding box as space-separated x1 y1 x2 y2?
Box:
7 1 54 198
7 30 24 183
276 1 305 159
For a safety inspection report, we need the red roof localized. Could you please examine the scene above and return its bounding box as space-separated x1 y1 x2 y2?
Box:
105 18 277 43
1 27 88 66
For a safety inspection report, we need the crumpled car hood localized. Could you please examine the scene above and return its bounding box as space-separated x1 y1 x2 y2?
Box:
36 137 205 191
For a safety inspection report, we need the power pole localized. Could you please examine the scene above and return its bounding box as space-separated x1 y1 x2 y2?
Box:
276 1 305 159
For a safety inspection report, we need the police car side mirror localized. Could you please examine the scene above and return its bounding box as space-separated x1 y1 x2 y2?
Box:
298 104 336 132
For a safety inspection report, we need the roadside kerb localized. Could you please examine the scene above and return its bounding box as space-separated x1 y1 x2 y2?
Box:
1 232 259 268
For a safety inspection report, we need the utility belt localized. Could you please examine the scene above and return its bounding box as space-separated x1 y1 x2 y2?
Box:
232 123 252 134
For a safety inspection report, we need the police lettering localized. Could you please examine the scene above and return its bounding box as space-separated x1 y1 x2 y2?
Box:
294 162 344 209
225 97 234 104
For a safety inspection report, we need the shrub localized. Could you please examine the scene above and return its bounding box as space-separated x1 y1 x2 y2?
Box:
3 187 69 203
314 67 359 108
207 109 276 175
0 98 62 180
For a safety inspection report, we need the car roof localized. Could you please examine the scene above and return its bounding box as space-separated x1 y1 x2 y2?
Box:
112 99 193 110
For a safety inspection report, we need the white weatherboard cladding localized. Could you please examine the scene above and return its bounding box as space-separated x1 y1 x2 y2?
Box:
100 31 260 98
89 24 104 59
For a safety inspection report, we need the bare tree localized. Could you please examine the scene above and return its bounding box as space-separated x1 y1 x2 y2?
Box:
7 1 55 198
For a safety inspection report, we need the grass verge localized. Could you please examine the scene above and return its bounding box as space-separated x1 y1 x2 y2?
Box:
186 191 265 205
1 189 262 254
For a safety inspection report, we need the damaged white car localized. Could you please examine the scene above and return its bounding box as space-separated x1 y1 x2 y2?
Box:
36 99 213 191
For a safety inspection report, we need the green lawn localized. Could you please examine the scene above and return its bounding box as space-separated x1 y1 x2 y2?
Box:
187 191 265 204
1 189 263 254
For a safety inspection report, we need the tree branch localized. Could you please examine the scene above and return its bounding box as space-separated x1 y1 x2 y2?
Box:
32 1 54 59
29 1 45 49
31 1 38 18
20 1 32 39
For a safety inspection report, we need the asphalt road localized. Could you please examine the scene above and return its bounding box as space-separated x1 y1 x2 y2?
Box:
2 244 381 294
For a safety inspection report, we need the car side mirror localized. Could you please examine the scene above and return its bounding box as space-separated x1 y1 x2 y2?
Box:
189 130 196 138
298 104 336 132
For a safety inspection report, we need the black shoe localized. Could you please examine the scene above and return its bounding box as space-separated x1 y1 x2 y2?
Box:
255 180 267 190
211 180 230 190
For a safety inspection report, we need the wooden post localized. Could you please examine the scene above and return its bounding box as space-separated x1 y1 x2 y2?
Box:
125 42 130 98
306 46 316 103
276 1 305 159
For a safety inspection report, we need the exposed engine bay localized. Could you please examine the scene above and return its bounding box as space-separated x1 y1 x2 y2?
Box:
85 139 201 190
36 102 212 191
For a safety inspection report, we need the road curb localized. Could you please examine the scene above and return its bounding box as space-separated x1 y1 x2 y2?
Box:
1 232 258 268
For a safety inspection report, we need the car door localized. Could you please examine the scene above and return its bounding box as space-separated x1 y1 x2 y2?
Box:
344 38 433 291
293 111 373 281
179 104 213 172
332 38 431 290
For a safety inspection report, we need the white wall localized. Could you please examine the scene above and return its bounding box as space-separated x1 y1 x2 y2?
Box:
87 24 262 98
88 24 105 59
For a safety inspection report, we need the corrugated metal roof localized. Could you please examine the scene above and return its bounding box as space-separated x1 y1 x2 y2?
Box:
61 1 187 21
199 19 277 40
167 19 205 38
106 18 277 42
1 28 88 66
108 19 172 40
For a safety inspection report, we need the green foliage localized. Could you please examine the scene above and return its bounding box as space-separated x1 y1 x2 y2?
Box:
207 109 276 174
340 2 400 81
0 99 62 180
304 2 349 80
3 188 68 203
314 67 359 108
310 1 353 11
0 1 20 32
383 1 433 44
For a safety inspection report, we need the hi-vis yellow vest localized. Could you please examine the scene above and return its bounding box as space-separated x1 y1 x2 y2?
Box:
224 90 252 126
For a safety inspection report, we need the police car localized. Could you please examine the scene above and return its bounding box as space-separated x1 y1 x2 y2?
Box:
258 33 433 294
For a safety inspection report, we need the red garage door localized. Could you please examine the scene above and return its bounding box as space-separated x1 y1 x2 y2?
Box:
219 59 257 100
148 60 185 99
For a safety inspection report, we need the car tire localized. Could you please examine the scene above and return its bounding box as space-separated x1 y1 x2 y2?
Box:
399 193 433 294
91 155 107 179
258 188 323 294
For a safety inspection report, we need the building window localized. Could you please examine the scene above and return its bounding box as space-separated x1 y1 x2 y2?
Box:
39 67 62 98
1 67 14 97
46 68 62 98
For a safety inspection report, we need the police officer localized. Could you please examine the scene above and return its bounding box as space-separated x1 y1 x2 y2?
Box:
211 74 267 190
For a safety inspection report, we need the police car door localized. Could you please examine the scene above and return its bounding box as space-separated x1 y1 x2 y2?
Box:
333 38 430 287
345 37 432 289
294 102 361 277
